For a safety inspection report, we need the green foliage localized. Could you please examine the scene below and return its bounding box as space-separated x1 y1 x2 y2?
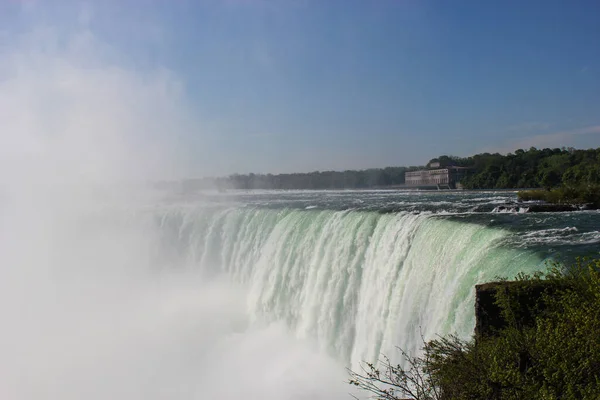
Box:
221 147 600 190
349 259 600 400
458 147 600 189
518 185 600 207
348 348 442 400
165 147 600 190
219 167 413 190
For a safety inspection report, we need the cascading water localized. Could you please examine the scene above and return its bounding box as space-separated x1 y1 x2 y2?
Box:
4 185 598 399
155 205 546 367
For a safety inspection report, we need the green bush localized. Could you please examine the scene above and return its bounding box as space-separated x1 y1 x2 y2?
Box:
518 185 600 207
349 259 600 400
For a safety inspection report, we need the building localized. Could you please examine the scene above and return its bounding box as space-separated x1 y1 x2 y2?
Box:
405 166 470 188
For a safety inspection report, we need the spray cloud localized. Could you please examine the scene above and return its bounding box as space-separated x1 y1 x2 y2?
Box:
0 10 347 400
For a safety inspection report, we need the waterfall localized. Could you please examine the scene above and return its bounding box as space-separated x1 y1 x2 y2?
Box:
156 206 544 366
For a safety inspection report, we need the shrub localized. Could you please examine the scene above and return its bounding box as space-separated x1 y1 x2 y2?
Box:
349 259 600 400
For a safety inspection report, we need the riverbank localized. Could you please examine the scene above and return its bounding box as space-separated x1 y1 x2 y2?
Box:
518 185 600 210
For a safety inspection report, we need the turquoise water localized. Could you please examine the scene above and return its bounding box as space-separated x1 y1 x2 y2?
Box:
151 190 600 366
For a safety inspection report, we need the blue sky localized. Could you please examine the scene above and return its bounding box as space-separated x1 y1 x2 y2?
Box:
1 0 600 176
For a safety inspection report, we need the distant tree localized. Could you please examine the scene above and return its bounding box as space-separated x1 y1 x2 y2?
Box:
176 147 600 191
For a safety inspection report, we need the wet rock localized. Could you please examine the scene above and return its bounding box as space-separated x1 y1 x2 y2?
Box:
525 204 580 212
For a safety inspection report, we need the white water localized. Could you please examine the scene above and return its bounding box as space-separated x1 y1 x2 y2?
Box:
0 26 350 400
0 198 348 400
156 206 545 367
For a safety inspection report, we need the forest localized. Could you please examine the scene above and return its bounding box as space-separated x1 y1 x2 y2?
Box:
171 147 600 191
451 147 600 189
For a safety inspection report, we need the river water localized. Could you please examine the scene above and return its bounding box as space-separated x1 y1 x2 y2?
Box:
153 189 600 365
2 188 598 399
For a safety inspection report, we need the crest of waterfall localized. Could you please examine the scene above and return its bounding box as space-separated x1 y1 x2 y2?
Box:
156 206 544 367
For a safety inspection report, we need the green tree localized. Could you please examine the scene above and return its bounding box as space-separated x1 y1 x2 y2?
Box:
349 259 600 400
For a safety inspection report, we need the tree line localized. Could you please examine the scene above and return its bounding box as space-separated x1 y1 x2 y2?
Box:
168 166 419 191
453 147 600 189
219 166 415 190
167 147 600 191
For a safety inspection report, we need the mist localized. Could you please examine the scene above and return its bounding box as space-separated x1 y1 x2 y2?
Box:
0 20 348 400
